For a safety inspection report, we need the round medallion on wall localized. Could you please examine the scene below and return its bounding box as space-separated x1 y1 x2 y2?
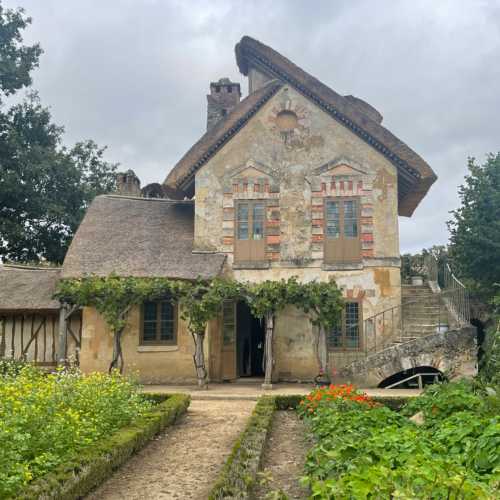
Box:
268 98 310 145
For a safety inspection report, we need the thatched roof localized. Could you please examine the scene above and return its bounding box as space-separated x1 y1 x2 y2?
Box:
0 266 61 312
61 195 226 280
164 79 283 198
165 36 436 216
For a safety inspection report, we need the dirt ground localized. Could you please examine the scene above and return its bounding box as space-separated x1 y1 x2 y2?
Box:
254 411 311 499
86 399 255 500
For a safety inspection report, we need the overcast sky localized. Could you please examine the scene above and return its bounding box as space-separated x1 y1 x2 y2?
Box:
4 0 500 253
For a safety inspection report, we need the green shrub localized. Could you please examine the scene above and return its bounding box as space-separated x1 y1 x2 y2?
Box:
300 382 500 499
0 367 153 498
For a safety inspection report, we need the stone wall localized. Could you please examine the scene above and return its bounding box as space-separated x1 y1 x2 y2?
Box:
337 326 478 387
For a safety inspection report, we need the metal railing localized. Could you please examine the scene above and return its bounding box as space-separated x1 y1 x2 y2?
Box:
424 254 470 326
358 256 470 358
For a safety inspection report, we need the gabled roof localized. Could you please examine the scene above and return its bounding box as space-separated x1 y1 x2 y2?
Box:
165 36 437 216
0 266 61 312
62 195 226 280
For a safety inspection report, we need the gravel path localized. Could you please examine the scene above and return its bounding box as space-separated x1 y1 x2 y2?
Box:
86 399 255 500
254 411 311 499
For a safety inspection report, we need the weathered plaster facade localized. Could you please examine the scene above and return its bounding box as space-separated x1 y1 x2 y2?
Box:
192 86 402 382
79 305 215 384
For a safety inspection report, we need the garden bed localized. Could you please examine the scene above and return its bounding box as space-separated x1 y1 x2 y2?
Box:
300 381 500 498
0 364 190 499
210 383 499 499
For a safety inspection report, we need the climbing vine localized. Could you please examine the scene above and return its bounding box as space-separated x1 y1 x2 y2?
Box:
55 275 344 385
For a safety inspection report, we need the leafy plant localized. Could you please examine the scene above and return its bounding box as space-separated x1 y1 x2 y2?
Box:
299 381 500 498
0 366 151 498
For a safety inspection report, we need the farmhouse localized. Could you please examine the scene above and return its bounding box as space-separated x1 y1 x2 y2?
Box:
0 37 477 387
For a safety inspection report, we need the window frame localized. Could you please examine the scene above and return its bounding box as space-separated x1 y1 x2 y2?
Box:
327 299 363 351
140 300 178 346
324 196 361 264
234 199 267 263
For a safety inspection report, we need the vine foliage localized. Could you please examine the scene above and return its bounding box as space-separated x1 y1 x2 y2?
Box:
55 275 344 385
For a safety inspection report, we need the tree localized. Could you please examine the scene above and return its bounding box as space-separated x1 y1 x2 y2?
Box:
448 154 500 297
0 4 117 263
0 4 42 101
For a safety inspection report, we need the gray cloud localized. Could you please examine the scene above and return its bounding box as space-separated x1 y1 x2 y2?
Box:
4 0 500 253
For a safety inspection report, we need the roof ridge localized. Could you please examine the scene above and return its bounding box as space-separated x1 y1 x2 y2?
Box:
103 194 194 203
2 264 61 271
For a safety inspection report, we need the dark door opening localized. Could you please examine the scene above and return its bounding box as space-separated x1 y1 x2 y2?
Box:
236 302 265 377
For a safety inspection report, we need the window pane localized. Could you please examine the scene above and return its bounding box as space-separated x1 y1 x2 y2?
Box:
223 301 235 345
160 320 174 341
160 302 175 341
237 204 249 240
344 200 358 238
326 201 340 239
144 302 157 321
160 302 173 321
143 302 157 341
252 203 265 240
328 317 343 349
345 302 360 348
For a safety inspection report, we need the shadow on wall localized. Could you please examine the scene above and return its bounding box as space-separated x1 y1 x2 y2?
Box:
378 366 445 389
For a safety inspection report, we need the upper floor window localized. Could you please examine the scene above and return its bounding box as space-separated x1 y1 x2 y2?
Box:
324 197 361 264
141 301 177 345
235 200 266 262
328 301 361 350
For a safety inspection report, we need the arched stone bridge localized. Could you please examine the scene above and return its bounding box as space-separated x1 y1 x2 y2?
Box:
338 326 477 388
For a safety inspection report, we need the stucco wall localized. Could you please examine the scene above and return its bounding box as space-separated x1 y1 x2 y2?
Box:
79 305 215 384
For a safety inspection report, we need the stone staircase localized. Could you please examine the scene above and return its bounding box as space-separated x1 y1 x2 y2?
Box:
401 284 448 342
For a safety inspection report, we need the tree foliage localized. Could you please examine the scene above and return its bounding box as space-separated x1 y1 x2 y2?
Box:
0 4 42 101
0 4 117 263
448 154 500 297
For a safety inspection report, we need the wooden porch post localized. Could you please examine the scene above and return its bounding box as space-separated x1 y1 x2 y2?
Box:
57 304 69 365
262 312 274 390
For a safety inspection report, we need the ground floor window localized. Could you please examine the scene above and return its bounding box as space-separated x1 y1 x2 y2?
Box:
141 301 177 345
328 301 361 350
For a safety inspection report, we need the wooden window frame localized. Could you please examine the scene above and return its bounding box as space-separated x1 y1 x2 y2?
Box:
222 300 236 346
140 300 178 346
327 299 363 351
324 196 361 264
234 199 267 263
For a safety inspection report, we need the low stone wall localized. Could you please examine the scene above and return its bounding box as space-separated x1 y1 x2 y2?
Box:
338 326 477 387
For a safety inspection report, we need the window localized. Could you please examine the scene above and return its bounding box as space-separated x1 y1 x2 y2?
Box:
328 302 361 350
141 301 177 345
234 200 266 262
222 301 236 345
324 197 361 264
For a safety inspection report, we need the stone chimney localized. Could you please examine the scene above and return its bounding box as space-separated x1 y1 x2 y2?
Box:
207 78 241 131
116 169 141 196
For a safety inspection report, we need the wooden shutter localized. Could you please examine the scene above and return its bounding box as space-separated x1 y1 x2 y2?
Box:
324 197 361 264
234 200 266 262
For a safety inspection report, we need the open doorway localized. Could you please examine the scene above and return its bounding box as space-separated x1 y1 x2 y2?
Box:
236 302 265 377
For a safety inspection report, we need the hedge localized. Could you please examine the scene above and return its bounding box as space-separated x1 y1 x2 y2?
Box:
208 393 413 499
209 396 276 500
15 393 190 500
